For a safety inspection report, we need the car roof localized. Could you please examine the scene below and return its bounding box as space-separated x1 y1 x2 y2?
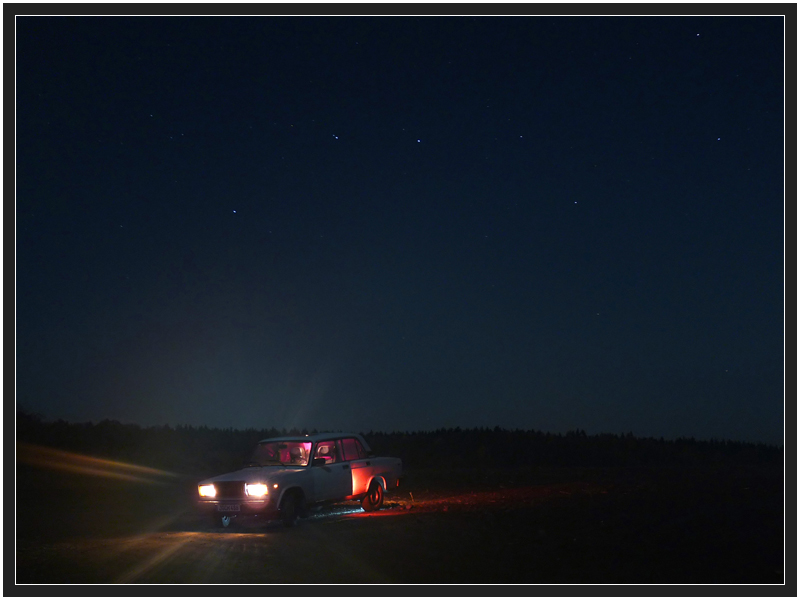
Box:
256 432 367 444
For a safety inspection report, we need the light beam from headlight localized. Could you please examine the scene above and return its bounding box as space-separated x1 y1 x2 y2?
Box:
16 443 178 484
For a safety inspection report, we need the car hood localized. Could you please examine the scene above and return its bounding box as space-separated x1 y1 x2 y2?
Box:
199 465 304 485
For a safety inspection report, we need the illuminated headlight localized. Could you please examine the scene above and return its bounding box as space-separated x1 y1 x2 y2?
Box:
245 483 269 497
198 484 216 497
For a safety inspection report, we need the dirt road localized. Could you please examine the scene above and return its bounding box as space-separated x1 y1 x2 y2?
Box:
14 459 785 585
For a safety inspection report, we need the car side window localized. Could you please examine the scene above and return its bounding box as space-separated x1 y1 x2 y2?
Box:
341 437 367 461
354 438 367 458
314 441 340 464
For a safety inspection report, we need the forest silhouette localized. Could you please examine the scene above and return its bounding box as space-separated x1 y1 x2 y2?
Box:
15 410 781 478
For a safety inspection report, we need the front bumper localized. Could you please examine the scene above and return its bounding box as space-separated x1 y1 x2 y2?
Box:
197 496 278 517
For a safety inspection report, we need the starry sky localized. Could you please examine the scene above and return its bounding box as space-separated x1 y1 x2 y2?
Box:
15 13 786 444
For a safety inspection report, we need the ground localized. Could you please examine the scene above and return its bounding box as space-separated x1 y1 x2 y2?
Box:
13 457 785 586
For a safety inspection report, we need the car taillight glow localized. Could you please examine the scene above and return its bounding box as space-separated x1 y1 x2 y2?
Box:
245 483 269 497
199 484 216 497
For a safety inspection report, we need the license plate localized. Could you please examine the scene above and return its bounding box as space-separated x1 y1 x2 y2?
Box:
217 504 240 512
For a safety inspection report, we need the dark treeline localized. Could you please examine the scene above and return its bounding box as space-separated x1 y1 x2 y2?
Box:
365 427 783 472
15 411 782 478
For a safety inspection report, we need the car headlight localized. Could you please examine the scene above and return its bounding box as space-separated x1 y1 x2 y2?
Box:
198 484 216 497
245 483 269 497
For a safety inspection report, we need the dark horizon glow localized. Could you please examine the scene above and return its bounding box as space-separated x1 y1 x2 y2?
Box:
15 12 787 445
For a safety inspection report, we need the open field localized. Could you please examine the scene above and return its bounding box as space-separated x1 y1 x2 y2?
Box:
14 454 785 586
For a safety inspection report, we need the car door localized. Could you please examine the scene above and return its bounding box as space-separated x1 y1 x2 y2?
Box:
309 440 352 501
341 436 371 495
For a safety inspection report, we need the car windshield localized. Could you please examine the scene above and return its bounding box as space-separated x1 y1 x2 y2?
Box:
247 440 312 467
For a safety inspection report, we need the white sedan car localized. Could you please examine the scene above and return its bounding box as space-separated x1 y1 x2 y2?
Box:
197 432 403 527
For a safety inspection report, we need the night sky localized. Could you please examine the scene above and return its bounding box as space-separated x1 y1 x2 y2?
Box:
15 13 786 444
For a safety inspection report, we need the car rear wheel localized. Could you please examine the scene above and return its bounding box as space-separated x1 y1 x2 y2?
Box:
361 480 384 512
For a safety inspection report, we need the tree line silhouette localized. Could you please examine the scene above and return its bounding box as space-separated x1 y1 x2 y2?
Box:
15 410 782 478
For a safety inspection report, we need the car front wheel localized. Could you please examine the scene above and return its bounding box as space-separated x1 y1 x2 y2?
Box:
280 492 301 527
361 481 384 512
